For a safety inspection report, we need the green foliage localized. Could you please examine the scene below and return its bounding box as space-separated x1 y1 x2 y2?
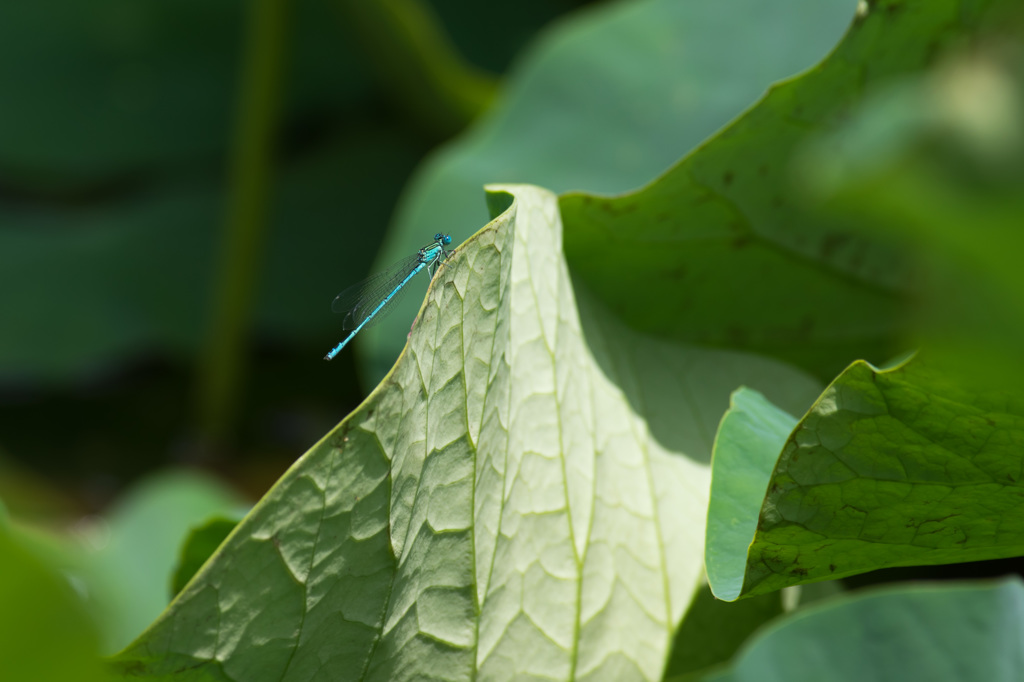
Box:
708 355 1024 601
560 0 987 381
6 0 1024 679
3 471 245 656
170 516 241 598
705 388 798 601
362 0 856 383
807 12 1024 383
703 578 1024 682
82 472 246 652
0 0 506 382
663 585 784 681
0 529 113 682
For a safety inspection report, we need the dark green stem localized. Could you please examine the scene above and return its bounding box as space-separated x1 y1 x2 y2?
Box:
197 0 287 446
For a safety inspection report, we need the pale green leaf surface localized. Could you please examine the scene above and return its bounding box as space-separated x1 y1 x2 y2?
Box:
704 578 1024 682
705 389 798 601
361 0 856 383
710 355 1024 601
112 185 820 681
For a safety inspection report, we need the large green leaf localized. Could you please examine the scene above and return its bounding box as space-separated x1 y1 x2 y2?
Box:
112 185 819 681
563 0 1015 382
704 578 1024 682
800 13 1024 382
361 0 856 382
707 355 1024 601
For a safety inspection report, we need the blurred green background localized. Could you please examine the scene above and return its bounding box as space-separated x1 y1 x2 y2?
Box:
0 0 594 512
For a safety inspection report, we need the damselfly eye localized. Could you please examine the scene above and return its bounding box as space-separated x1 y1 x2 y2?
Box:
442 234 452 245
434 233 443 240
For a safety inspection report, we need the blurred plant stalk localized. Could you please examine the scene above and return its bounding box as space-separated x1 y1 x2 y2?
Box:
197 0 287 447
334 0 497 138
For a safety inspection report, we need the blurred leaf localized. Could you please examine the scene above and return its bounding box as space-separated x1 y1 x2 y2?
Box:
703 578 1024 682
111 185 819 681
0 528 112 682
0 179 220 380
801 21 1024 384
0 131 420 381
76 470 247 653
708 355 1024 602
0 0 238 181
0 0 420 383
0 0 362 183
562 1 1020 382
663 584 784 682
169 516 240 598
361 0 856 383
